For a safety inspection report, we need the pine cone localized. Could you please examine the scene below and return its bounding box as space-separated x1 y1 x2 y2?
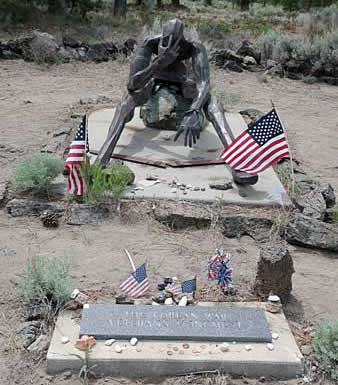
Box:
40 210 59 228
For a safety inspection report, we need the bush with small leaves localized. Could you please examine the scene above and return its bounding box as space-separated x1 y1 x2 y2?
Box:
14 153 64 196
313 320 338 380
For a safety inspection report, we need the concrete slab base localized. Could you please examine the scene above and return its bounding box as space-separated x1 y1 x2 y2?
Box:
47 302 303 379
86 108 291 207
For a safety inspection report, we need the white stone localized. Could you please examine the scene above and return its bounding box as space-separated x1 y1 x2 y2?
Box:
152 301 160 305
115 344 123 353
130 337 138 346
245 345 253 351
178 296 188 306
267 343 274 351
220 342 230 352
171 188 177 193
61 337 70 344
164 298 174 305
272 333 279 340
105 339 116 346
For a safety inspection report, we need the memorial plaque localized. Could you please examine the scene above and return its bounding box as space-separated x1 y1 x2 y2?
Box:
80 305 272 342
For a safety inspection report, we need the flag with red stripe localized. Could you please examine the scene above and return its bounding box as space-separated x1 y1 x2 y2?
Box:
220 109 289 174
64 115 87 195
120 263 149 298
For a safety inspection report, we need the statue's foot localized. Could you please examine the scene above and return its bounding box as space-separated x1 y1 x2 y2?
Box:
232 169 258 185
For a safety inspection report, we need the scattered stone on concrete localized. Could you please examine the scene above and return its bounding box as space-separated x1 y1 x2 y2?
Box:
66 203 112 225
245 344 253 351
61 337 70 344
267 343 274 351
183 343 190 349
105 339 116 346
115 344 123 353
220 342 230 352
130 337 138 346
253 243 294 303
209 182 233 190
272 333 279 340
222 214 273 241
284 213 338 252
294 189 327 221
7 199 64 217
27 334 49 353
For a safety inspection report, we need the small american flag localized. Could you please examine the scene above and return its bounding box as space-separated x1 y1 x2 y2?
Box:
120 264 149 298
220 109 289 174
166 282 182 296
181 278 196 294
64 115 87 195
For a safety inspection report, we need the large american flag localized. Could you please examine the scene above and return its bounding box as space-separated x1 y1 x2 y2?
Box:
64 115 87 195
120 264 149 298
220 109 289 174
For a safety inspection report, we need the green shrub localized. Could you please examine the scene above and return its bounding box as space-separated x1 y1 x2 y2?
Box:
81 159 132 203
14 153 64 196
17 254 72 313
313 320 338 380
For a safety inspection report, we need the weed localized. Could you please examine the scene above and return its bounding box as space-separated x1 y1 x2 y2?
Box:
313 320 338 380
81 158 132 203
14 153 64 196
17 254 72 315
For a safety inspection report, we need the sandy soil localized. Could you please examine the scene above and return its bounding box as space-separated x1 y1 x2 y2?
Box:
0 60 337 385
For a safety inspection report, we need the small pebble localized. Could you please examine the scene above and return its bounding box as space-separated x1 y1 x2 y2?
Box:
193 187 200 191
136 347 142 352
171 188 177 193
201 187 206 191
115 345 123 353
152 301 160 306
173 346 179 351
130 337 138 346
232 341 237 344
164 298 173 305
105 339 116 346
220 342 229 352
245 345 252 351
267 343 274 351
167 351 173 356
272 333 279 340
183 343 190 349
179 350 184 355
178 296 188 306
61 337 70 344
167 344 172 348
186 184 192 189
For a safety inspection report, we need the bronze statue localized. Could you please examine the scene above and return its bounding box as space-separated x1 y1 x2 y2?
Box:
94 19 258 185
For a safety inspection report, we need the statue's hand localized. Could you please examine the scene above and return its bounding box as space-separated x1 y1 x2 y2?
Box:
154 37 180 70
174 110 201 147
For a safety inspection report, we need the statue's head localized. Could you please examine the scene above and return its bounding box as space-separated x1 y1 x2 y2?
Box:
159 19 184 56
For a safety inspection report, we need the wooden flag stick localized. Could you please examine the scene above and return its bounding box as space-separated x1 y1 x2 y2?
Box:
124 248 136 272
271 100 295 195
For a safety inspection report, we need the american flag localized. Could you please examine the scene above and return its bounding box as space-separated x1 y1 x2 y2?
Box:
64 115 87 195
220 109 289 174
165 282 182 296
120 264 149 298
181 278 196 294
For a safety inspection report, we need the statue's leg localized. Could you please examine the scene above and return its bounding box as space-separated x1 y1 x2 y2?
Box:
204 95 259 185
94 92 137 167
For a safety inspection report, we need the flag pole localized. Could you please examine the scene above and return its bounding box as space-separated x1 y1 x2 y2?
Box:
124 248 136 272
271 100 295 195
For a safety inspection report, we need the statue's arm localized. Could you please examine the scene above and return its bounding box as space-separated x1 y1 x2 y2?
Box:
190 42 211 111
127 38 157 93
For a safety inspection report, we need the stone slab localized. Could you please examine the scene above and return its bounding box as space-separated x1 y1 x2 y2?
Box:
47 302 304 379
87 108 292 208
79 304 272 342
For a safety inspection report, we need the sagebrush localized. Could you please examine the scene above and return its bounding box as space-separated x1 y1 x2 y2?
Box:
14 153 64 195
17 254 72 314
313 320 338 380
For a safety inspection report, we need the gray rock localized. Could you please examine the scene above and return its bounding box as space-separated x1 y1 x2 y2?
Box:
243 56 257 65
224 60 243 73
209 182 233 190
0 182 8 206
301 345 313 356
6 199 64 217
294 189 327 221
284 213 338 252
222 214 273 241
239 108 265 127
23 334 37 349
319 181 336 208
27 334 49 352
236 40 261 64
87 41 117 62
140 85 204 131
40 141 61 153
19 31 60 63
62 35 83 49
253 243 294 304
266 59 277 69
63 370 72 379
66 203 112 225
265 64 284 78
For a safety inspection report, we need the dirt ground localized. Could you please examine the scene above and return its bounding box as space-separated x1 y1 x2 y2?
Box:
0 59 337 385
